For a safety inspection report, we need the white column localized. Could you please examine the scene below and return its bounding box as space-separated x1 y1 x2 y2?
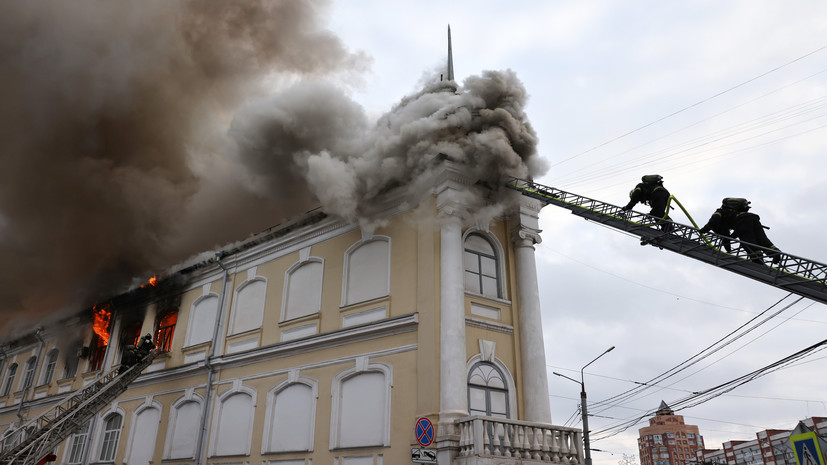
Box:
438 209 469 426
513 199 552 423
432 166 474 465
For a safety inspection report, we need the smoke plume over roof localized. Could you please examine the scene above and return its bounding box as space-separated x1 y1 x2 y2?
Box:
0 1 543 336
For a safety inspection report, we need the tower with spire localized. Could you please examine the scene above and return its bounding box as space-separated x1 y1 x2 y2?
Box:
638 401 706 465
447 25 454 81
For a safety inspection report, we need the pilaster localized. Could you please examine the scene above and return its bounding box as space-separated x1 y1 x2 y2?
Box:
511 195 552 423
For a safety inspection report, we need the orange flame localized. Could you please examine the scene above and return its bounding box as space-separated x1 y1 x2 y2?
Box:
140 275 159 289
92 304 112 346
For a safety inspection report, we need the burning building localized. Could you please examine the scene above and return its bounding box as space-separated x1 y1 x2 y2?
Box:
0 5 581 464
0 156 584 464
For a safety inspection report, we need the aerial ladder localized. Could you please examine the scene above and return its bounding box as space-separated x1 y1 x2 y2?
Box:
0 350 159 465
506 177 827 305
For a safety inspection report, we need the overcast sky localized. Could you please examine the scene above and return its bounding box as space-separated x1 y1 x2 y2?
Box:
328 1 827 463
2 2 825 463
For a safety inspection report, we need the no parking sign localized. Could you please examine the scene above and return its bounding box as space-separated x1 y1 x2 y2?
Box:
414 417 434 447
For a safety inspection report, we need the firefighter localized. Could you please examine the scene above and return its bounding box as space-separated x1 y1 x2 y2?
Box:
118 345 139 374
699 198 741 252
728 198 781 264
621 175 672 231
136 334 154 359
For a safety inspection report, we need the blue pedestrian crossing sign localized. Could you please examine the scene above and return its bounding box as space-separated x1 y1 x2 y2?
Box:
791 431 825 465
415 417 435 447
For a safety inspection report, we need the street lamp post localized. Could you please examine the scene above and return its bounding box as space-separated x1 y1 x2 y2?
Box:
553 346 615 465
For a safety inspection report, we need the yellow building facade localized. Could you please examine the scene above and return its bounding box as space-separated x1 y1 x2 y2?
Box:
0 164 582 465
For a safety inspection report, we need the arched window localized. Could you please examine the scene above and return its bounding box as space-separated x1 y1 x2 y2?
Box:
62 346 80 379
125 401 161 464
467 362 509 418
330 361 392 449
263 378 317 453
98 413 123 462
165 395 202 460
21 357 37 390
155 309 178 352
186 294 219 346
210 384 256 456
42 349 59 385
2 427 19 451
230 277 267 335
119 321 142 351
65 421 90 464
464 233 501 298
342 237 390 306
2 363 18 396
282 259 323 322
89 332 107 372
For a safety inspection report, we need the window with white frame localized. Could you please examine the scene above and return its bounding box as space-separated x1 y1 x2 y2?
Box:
125 402 161 464
186 294 219 346
282 259 323 321
165 397 202 459
62 348 79 379
42 349 58 385
342 237 390 306
211 387 255 456
467 362 509 418
2 363 17 396
98 413 123 462
1 427 18 451
330 362 391 449
263 379 316 453
464 233 501 298
21 356 37 390
230 277 267 334
66 422 90 464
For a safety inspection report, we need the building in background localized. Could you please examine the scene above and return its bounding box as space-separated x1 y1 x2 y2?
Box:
638 401 705 465
0 162 583 465
694 417 827 465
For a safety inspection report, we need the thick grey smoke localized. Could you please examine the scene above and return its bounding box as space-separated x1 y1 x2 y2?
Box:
0 1 544 337
0 0 365 335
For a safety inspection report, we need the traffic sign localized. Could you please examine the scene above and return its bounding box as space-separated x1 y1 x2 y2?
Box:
411 447 437 464
791 431 825 465
415 417 435 447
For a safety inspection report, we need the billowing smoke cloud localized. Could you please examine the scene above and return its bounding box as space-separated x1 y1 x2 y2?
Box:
232 73 545 227
0 1 544 337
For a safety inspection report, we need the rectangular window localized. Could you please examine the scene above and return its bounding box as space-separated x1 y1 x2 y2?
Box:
63 354 79 379
67 424 89 464
2 365 17 396
43 356 57 384
98 414 123 461
22 360 36 390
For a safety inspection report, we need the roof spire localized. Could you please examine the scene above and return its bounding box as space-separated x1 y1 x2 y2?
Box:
447 24 454 81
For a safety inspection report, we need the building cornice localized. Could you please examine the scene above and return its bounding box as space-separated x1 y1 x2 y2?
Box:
130 313 419 387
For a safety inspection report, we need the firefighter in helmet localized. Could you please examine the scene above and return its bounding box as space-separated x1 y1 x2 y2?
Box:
621 175 672 230
137 333 154 359
699 198 742 253
726 198 781 264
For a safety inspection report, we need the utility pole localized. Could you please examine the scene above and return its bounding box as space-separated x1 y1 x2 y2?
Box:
554 345 615 465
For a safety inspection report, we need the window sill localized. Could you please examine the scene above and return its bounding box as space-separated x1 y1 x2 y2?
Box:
464 291 511 306
339 294 390 310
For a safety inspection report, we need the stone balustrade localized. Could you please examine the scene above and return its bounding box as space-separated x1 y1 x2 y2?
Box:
456 415 584 464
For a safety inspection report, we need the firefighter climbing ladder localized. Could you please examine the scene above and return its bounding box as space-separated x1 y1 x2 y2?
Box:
506 177 827 305
0 350 159 465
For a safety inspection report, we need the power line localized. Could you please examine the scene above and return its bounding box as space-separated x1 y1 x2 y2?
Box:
551 44 827 168
590 337 827 440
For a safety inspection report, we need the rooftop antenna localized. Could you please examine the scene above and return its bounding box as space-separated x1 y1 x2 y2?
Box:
447 24 455 81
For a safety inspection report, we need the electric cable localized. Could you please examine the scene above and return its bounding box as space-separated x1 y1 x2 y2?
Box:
551 44 827 168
